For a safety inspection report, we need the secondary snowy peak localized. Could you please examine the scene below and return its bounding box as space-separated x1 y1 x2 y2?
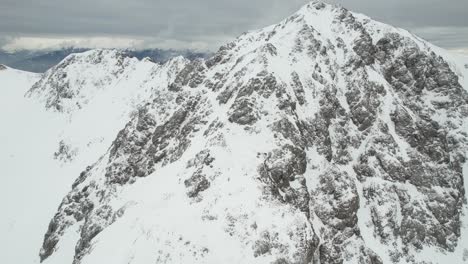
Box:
43 52 189 164
22 50 190 165
38 1 468 264
23 47 189 165
26 49 144 114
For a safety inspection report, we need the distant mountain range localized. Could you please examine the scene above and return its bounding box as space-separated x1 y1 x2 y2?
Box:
0 48 209 72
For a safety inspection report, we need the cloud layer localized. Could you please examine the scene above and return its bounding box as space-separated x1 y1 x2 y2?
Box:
1 0 466 52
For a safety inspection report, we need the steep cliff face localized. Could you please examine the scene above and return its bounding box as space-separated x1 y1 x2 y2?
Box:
3 1 468 264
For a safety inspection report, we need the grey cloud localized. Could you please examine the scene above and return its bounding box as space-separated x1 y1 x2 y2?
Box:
0 0 466 51
328 0 468 50
411 27 468 49
0 35 15 48
0 0 308 36
328 0 468 28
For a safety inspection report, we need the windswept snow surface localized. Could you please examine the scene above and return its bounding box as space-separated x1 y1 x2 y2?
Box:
0 66 67 264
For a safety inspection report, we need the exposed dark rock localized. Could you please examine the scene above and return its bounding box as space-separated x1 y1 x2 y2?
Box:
54 140 77 163
40 183 96 261
228 98 259 125
186 149 215 168
74 205 115 263
346 80 386 131
216 85 237 104
205 42 236 68
106 97 205 185
353 33 376 66
312 167 359 230
252 226 318 264
259 145 310 216
271 118 306 147
391 107 450 164
184 169 211 198
290 72 306 105
169 59 206 91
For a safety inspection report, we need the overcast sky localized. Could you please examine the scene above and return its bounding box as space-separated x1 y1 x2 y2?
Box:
0 0 467 54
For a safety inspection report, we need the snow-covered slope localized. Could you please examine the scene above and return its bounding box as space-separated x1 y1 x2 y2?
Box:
0 65 66 264
3 1 468 264
0 54 188 263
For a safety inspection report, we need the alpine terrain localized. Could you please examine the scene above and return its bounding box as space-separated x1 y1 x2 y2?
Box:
1 1 468 263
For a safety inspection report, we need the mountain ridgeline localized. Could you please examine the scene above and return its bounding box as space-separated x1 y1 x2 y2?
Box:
0 48 209 73
2 1 468 264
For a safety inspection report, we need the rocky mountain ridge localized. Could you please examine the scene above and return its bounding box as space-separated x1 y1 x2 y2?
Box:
2 1 468 263
0 48 208 73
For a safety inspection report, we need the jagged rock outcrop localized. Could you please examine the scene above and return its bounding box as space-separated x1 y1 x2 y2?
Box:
34 1 468 264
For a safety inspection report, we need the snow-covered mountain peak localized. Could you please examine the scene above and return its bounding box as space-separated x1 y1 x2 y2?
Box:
2 2 468 264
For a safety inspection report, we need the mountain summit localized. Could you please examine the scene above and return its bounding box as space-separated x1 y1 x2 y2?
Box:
2 1 468 264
